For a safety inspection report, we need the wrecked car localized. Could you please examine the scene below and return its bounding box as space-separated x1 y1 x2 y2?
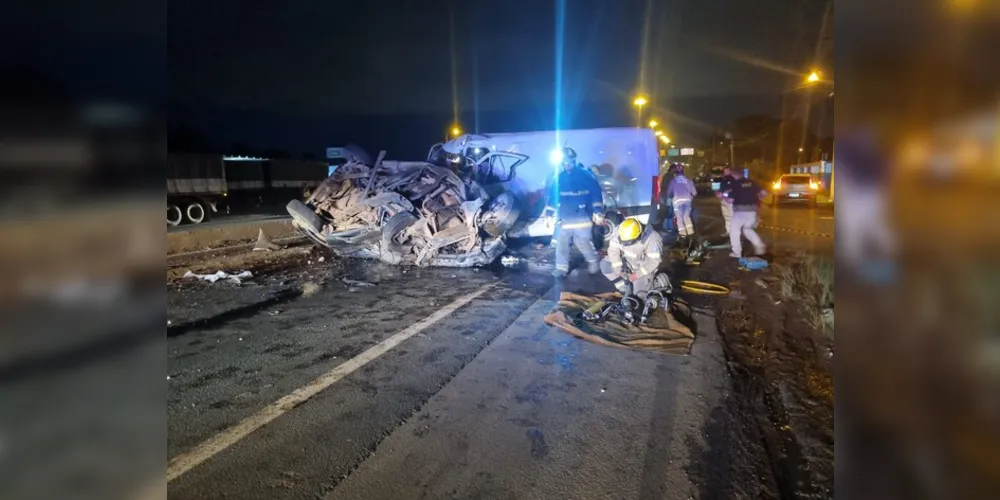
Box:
436 128 659 239
287 150 521 267
291 128 660 267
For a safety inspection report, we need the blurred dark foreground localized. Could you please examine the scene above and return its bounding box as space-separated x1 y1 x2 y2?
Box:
837 1 1000 499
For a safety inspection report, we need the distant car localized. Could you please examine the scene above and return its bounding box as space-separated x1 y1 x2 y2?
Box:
769 174 820 207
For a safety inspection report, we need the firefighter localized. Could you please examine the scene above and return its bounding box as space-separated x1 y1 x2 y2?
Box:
723 169 767 257
544 147 603 277
600 218 670 294
665 163 697 245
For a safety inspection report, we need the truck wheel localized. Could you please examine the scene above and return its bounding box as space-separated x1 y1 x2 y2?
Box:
167 205 182 227
186 202 206 224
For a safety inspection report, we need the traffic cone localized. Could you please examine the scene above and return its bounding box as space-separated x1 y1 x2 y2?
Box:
253 228 280 251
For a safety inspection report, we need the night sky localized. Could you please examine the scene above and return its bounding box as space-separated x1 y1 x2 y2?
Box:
166 0 830 157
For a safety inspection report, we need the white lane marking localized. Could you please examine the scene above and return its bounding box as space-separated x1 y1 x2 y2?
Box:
166 283 495 482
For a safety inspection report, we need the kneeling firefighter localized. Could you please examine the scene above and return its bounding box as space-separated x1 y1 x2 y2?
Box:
600 218 671 294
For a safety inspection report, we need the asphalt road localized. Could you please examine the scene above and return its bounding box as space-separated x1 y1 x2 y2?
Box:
164 246 743 500
164 201 834 500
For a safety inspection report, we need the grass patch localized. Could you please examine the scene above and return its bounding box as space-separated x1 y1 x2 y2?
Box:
774 253 834 339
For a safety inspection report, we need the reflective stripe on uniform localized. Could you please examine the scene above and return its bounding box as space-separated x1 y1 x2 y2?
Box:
559 190 590 196
561 222 593 230
609 259 623 269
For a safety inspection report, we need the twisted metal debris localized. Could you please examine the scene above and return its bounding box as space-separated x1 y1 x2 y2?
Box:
287 151 519 267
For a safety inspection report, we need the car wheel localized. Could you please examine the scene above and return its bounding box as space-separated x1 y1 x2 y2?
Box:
287 199 329 247
286 199 324 232
480 192 520 237
380 212 419 264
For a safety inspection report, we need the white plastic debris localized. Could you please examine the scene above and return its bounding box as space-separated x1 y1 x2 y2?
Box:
318 256 325 263
253 228 280 251
501 255 522 267
183 270 253 284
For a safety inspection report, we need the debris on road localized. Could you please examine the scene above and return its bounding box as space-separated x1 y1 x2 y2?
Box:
545 292 695 354
738 257 770 270
342 278 376 288
253 228 281 252
182 270 253 284
500 255 522 268
287 150 519 267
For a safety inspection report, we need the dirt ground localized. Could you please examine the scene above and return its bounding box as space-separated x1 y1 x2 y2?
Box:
702 250 835 499
167 241 329 282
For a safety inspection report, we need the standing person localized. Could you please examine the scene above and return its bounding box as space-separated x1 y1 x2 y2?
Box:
723 169 767 257
716 166 736 237
601 218 670 294
543 147 603 277
665 164 697 245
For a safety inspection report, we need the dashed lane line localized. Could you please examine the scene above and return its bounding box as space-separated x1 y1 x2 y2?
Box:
757 224 833 239
166 283 496 483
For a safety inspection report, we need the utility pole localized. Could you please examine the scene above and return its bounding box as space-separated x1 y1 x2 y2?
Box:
725 132 735 166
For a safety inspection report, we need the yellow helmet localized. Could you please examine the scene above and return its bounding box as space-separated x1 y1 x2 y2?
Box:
618 218 642 243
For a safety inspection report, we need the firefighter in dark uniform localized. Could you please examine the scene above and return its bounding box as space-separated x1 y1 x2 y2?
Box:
544 147 603 277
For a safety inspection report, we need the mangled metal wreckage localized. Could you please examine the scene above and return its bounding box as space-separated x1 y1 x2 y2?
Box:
287 151 521 267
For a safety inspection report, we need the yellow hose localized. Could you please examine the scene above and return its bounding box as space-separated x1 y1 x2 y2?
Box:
679 280 731 295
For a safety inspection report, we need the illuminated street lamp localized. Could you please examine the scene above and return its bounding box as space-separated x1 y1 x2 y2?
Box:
648 119 658 128
632 95 649 128
806 70 821 84
450 125 463 137
654 130 663 137
659 135 670 144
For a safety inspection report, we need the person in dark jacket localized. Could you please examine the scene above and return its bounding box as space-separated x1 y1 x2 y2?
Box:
722 169 767 257
544 147 603 277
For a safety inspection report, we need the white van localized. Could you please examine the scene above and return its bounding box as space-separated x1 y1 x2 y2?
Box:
436 128 659 237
